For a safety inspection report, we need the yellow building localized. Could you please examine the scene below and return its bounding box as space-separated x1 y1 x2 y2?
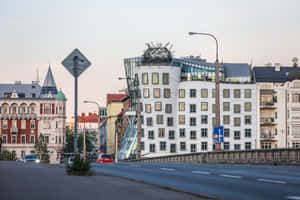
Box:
106 94 126 154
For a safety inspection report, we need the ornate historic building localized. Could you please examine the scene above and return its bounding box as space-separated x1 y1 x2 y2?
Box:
0 67 67 163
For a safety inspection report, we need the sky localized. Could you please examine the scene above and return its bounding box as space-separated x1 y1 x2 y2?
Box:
0 0 300 117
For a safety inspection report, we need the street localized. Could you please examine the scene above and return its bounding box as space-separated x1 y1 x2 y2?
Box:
91 162 300 200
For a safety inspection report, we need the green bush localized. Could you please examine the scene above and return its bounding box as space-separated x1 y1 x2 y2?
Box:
66 155 93 176
0 150 17 161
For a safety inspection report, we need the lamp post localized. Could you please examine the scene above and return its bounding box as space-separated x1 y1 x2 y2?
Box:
83 100 101 155
189 32 221 151
118 76 141 159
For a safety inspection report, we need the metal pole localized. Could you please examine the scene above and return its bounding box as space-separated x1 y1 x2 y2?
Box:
74 76 78 153
115 125 118 163
98 107 101 155
83 124 86 160
215 58 221 151
137 96 141 159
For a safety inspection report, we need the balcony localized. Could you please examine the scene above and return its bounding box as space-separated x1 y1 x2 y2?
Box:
10 127 18 133
260 132 276 140
260 101 276 108
260 117 276 125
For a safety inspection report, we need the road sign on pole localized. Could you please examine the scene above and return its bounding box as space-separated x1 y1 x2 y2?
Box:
62 49 91 153
213 126 224 143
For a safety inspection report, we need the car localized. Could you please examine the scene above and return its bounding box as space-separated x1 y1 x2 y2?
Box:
96 154 113 163
24 155 40 163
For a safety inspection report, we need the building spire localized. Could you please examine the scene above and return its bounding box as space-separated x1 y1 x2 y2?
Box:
40 66 58 96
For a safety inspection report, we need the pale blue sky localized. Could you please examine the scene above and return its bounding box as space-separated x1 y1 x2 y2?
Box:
0 0 299 116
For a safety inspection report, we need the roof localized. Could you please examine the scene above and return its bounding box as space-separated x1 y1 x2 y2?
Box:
40 66 58 96
223 63 251 78
78 113 98 123
107 94 126 104
0 83 41 99
253 66 294 82
56 90 66 100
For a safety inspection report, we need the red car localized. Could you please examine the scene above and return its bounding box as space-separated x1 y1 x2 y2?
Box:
96 154 113 163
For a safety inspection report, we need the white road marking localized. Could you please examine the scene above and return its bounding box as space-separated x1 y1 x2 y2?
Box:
192 171 211 175
257 179 286 184
160 168 176 171
220 174 242 179
286 196 300 200
130 164 140 167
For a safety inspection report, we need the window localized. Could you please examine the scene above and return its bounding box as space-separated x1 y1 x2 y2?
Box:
212 89 216 98
169 130 175 139
180 142 186 151
155 102 162 111
201 102 208 111
148 131 154 139
158 128 165 137
170 144 176 153
234 144 241 150
190 104 196 113
152 73 159 84
201 142 207 150
245 116 251 125
163 88 171 98
212 117 216 127
45 136 49 144
30 120 35 129
245 142 251 150
30 135 35 144
44 104 51 114
162 73 169 85
234 89 241 98
223 115 230 125
201 128 208 137
178 102 185 111
142 73 148 85
212 104 216 113
43 120 50 129
261 142 272 149
141 142 144 150
21 135 26 144
156 115 163 125
223 102 230 111
143 88 149 98
145 104 151 113
245 102 251 112
21 120 26 129
179 89 185 98
167 117 173 126
141 129 144 137
201 115 208 124
149 144 155 152
160 142 166 151
224 128 230 137
153 88 160 98
190 89 196 98
245 129 251 137
224 142 230 150
191 144 197 152
2 136 7 144
3 120 8 129
179 115 185 124
165 104 172 113
201 89 208 98
190 131 196 139
234 131 240 140
223 89 230 98
179 128 185 137
245 89 251 98
234 104 241 113
12 120 17 128
190 117 196 126
146 117 153 126
12 135 16 144
12 105 17 114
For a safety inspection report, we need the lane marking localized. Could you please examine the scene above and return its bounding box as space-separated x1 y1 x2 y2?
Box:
160 168 176 171
130 164 140 167
192 171 211 175
286 196 300 200
257 179 286 184
220 174 242 179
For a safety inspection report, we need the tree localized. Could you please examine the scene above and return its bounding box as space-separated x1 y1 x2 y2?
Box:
65 127 74 153
34 134 49 163
0 150 17 161
77 134 94 153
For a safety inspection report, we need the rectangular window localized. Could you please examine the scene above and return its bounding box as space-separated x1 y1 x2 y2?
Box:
146 117 153 126
12 135 16 144
179 89 185 98
190 89 196 98
141 128 144 137
191 144 197 153
30 120 35 129
234 104 241 113
201 115 208 124
43 120 50 129
149 144 155 152
234 89 241 98
223 115 230 125
190 117 196 126
21 120 26 129
234 118 241 127
160 142 166 151
156 115 164 125
180 142 186 151
162 73 169 85
143 88 149 98
179 115 185 124
142 73 148 85
169 130 175 139
170 144 176 153
165 104 172 113
148 131 154 139
201 128 208 137
245 89 251 98
245 115 251 125
234 144 241 150
30 136 34 144
212 117 216 127
201 89 208 98
12 120 17 128
223 102 230 111
245 102 252 112
167 117 173 127
178 102 185 111
224 128 230 137
245 142 251 150
223 89 230 98
179 128 185 137
153 88 160 98
212 104 216 113
152 73 159 84
158 128 165 137
45 136 49 144
3 120 8 129
201 102 208 111
145 104 151 113
201 142 207 150
234 131 241 140
21 135 26 144
224 142 230 150
190 131 196 139
141 142 144 150
163 88 171 98
212 89 216 98
190 104 196 113
245 129 251 137
155 102 162 111
2 136 7 144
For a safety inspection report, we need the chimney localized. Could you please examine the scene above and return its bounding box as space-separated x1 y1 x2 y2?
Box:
274 63 281 71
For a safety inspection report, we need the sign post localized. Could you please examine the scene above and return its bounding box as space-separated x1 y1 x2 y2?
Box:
62 49 91 153
213 126 224 149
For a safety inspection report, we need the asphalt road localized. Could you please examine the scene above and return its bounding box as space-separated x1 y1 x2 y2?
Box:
0 161 203 200
91 162 300 200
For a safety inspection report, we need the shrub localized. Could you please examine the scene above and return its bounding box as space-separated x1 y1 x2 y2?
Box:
0 150 17 161
66 155 93 176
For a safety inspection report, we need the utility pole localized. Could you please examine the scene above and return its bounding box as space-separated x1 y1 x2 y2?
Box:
115 123 119 163
137 96 141 159
83 122 86 160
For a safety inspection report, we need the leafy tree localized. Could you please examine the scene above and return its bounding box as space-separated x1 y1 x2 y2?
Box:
77 134 94 153
0 150 17 161
65 127 74 153
34 134 49 163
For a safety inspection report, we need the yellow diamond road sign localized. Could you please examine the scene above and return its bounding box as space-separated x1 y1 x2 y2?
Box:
62 48 91 77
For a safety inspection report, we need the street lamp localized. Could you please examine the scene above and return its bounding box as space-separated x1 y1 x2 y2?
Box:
188 32 221 151
83 100 102 155
118 76 142 159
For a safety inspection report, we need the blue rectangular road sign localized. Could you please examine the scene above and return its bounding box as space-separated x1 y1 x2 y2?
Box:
213 126 224 143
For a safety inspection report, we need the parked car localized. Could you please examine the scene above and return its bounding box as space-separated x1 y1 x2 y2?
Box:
96 154 113 163
24 155 40 163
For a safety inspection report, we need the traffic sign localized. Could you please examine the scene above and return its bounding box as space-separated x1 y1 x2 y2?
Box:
62 48 91 77
213 126 224 143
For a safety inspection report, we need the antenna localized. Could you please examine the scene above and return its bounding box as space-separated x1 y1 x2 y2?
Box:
36 68 40 84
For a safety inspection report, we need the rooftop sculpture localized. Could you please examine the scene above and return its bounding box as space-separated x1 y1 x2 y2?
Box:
142 42 173 65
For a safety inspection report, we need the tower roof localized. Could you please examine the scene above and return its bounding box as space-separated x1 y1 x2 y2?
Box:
43 66 56 87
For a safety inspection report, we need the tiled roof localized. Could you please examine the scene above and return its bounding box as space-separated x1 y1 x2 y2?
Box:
107 94 126 104
253 66 294 82
0 83 41 99
78 113 98 123
223 63 251 78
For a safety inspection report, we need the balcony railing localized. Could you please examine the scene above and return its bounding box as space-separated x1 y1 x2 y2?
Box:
260 133 276 140
260 117 276 124
260 101 275 108
10 127 18 133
